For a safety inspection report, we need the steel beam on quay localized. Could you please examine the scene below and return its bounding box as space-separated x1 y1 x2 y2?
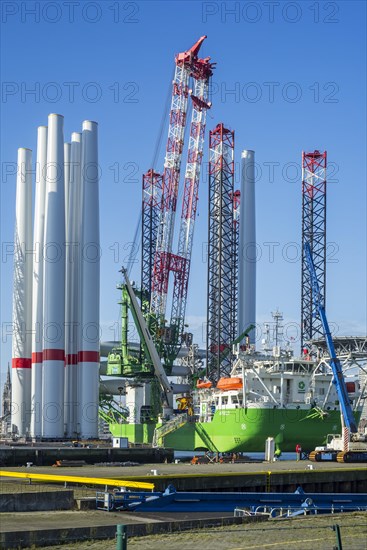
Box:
0 471 154 491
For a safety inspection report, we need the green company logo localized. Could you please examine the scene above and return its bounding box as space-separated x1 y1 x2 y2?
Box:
298 381 306 392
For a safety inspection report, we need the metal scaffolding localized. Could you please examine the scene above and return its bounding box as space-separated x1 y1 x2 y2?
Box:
206 123 236 382
301 150 327 350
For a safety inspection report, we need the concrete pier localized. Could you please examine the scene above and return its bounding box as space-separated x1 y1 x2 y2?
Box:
0 445 173 466
1 461 366 493
1 461 366 549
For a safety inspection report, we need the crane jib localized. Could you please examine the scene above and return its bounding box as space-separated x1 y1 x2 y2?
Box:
304 242 358 434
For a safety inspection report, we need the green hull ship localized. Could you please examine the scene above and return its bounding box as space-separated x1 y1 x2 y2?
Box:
109 408 354 452
108 355 363 453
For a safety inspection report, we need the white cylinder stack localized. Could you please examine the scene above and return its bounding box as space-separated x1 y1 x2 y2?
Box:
11 115 100 440
30 127 47 438
238 150 256 344
78 121 100 438
11 148 33 436
42 114 66 438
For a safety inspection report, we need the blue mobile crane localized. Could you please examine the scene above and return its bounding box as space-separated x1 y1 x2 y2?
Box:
304 242 367 462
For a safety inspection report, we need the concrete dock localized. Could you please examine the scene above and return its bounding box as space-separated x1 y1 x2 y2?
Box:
1 460 366 548
1 460 365 493
0 444 173 466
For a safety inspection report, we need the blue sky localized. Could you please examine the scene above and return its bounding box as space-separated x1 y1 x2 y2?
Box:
1 0 366 384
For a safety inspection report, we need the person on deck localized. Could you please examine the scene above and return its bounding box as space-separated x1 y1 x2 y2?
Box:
296 443 302 461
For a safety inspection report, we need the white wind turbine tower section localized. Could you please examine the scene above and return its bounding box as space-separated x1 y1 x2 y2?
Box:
64 142 71 239
11 114 101 440
65 131 82 437
79 120 100 438
238 150 256 344
12 147 33 436
42 113 66 438
30 126 47 438
64 139 72 436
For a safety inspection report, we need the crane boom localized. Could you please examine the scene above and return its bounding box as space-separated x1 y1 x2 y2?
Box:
170 60 213 344
151 37 213 329
304 242 357 433
151 38 208 319
120 267 173 412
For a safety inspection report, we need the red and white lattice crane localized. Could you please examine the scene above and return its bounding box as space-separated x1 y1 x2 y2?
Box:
150 36 214 349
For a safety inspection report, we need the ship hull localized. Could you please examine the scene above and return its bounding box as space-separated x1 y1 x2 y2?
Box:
109 407 360 452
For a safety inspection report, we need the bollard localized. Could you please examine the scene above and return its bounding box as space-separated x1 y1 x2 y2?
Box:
332 524 343 550
116 524 127 550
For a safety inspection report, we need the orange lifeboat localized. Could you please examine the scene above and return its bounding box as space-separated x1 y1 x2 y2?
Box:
196 379 212 389
217 377 243 391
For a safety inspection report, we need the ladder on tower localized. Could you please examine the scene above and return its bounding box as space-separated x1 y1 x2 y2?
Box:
152 413 188 447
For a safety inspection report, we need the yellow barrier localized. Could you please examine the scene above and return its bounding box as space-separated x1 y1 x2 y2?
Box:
0 470 154 490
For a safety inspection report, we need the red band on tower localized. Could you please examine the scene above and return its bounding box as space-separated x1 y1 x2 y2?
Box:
43 349 65 361
12 358 32 369
78 351 100 363
32 352 43 363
